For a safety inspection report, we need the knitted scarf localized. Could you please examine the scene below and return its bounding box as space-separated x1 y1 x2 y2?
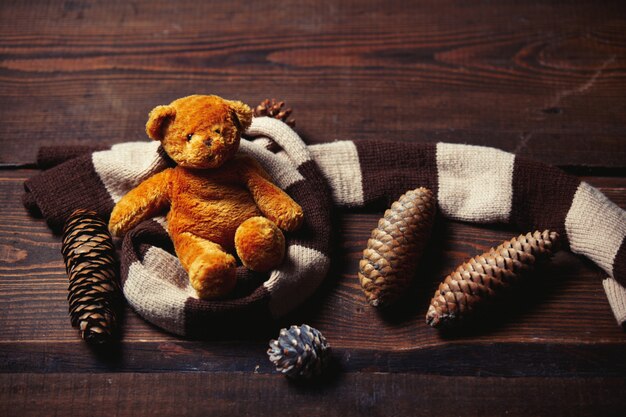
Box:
23 117 626 335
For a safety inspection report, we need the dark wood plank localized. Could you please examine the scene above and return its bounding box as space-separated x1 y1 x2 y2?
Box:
1 0 625 167
3 341 626 377
1 170 625 377
2 373 626 417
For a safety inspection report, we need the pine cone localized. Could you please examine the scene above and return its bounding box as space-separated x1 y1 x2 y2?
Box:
253 98 295 126
62 209 120 345
426 230 560 328
267 324 330 379
358 187 436 307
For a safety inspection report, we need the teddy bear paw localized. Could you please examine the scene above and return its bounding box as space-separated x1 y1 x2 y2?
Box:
188 252 237 299
235 217 285 272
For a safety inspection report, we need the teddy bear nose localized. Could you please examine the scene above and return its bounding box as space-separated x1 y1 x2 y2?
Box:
204 138 213 147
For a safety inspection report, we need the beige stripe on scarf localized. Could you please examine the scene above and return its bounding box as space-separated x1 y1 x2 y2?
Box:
263 244 330 317
308 141 365 207
125 246 193 335
436 142 515 223
603 278 626 325
565 182 626 275
92 141 169 203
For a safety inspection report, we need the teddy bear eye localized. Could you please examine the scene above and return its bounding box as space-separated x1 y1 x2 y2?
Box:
186 133 193 141
214 128 221 134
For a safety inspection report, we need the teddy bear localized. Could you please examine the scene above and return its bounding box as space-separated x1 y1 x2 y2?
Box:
108 95 304 299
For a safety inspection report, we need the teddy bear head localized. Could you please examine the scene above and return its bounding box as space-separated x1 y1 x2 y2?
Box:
145 95 252 169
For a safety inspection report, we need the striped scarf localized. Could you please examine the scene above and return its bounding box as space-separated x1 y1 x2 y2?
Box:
23 117 626 335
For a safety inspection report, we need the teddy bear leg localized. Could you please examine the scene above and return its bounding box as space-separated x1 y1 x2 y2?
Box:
234 216 286 272
172 231 237 299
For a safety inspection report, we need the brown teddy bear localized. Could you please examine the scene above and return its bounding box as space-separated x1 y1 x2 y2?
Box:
108 95 304 299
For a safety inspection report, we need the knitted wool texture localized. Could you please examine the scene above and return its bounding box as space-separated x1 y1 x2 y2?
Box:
23 117 626 335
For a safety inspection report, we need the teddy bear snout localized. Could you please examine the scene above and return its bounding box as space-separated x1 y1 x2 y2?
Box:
204 138 213 148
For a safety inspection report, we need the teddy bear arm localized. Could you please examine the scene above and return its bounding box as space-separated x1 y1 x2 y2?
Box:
241 163 304 232
108 169 172 236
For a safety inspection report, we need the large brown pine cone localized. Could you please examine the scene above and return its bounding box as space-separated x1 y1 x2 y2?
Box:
426 230 560 328
358 187 436 307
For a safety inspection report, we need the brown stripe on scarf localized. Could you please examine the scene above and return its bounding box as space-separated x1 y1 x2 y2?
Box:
284 161 333 254
355 141 438 208
183 285 273 337
511 157 580 242
613 241 626 286
36 145 110 170
23 155 114 232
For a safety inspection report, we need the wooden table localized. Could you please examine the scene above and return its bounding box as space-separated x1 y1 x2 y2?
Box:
1 1 625 415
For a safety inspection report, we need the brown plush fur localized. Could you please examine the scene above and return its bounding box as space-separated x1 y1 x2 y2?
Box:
109 95 303 299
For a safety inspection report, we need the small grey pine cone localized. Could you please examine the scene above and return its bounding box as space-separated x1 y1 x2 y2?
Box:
267 324 330 378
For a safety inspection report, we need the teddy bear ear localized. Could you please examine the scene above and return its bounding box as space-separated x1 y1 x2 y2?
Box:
145 105 176 141
227 100 253 132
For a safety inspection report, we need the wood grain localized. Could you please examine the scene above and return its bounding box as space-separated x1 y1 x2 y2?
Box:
2 373 626 417
1 0 625 167
3 341 626 377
